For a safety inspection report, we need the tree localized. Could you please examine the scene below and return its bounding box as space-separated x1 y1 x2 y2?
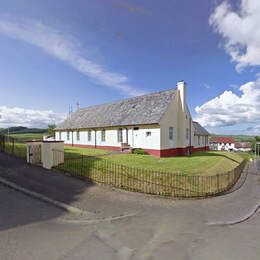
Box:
251 136 260 154
47 124 56 136
255 136 260 142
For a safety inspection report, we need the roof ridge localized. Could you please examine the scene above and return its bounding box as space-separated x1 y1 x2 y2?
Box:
56 87 177 130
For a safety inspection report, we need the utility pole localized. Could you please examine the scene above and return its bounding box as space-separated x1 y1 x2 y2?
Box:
255 142 260 159
68 105 73 119
76 102 80 111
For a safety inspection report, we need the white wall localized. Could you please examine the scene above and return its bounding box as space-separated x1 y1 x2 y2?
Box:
193 135 209 148
55 125 161 150
159 90 194 150
95 128 121 147
55 131 71 144
128 126 160 150
216 142 235 151
159 95 178 150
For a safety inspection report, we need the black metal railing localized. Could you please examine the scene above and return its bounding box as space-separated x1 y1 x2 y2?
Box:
53 149 247 198
0 134 27 159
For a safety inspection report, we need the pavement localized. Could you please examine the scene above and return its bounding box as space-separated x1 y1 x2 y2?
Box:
0 152 260 259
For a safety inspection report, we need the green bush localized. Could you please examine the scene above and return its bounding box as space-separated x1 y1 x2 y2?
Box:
132 148 148 155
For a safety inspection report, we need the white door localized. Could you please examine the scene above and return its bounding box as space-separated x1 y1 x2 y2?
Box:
133 128 140 148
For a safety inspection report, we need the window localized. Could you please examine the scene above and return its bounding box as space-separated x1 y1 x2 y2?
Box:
67 131 70 141
198 136 200 145
76 131 80 141
169 127 174 141
186 128 189 140
133 127 139 131
88 130 91 141
117 128 123 143
146 131 151 137
229 143 231 146
101 129 106 142
59 132 61 140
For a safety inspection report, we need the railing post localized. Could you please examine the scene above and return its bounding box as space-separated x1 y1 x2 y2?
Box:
12 138 14 155
81 154 84 176
3 135 5 152
217 174 220 192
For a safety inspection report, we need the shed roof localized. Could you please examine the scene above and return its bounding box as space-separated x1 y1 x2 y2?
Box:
56 89 177 130
193 121 209 136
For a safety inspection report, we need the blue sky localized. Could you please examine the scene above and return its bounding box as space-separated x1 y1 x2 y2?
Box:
0 0 259 134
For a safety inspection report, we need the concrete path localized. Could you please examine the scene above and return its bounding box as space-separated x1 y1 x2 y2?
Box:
0 152 260 259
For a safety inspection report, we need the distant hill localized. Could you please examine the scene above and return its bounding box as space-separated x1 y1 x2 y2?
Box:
210 134 255 142
0 126 47 135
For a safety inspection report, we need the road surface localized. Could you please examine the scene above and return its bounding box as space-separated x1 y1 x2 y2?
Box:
0 154 260 259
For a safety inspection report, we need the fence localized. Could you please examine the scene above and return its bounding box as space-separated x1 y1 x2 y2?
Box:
53 149 247 198
0 134 27 159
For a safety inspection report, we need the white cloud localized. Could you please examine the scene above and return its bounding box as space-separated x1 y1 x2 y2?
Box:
201 83 212 89
195 78 260 127
210 0 260 71
0 15 144 97
0 106 65 128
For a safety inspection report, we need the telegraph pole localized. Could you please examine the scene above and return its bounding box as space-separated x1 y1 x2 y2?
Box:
68 105 73 119
76 102 80 111
255 142 260 158
257 142 260 158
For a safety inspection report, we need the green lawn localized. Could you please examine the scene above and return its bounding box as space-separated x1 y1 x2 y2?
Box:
64 146 111 158
102 151 244 176
10 133 44 141
57 150 247 197
63 146 247 176
236 151 254 161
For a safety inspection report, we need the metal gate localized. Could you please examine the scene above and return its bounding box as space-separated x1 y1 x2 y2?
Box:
0 134 6 152
27 144 42 165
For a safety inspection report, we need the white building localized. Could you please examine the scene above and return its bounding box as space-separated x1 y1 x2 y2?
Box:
235 142 252 152
209 137 235 151
55 81 209 157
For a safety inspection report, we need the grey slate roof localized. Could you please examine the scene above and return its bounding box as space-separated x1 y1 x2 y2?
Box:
193 121 209 136
56 89 177 130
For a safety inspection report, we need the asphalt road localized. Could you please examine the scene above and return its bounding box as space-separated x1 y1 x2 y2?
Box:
0 177 260 260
